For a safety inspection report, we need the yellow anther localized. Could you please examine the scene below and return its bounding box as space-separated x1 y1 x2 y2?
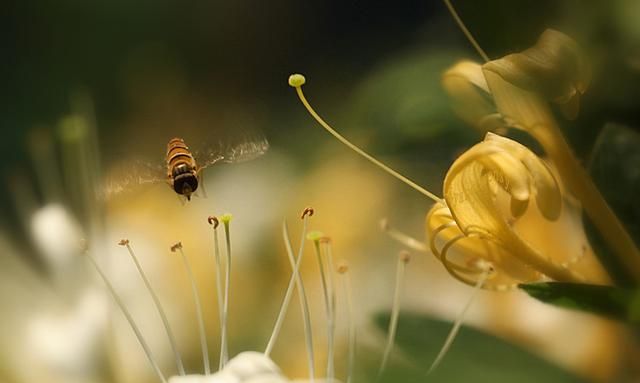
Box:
288 74 306 87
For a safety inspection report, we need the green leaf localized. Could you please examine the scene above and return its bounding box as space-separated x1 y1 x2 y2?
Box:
373 311 584 383
520 282 640 323
586 123 640 286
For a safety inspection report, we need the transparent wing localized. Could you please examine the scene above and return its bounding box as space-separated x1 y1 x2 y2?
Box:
100 158 166 201
196 134 269 170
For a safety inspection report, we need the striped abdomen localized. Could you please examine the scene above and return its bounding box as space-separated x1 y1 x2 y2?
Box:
166 138 199 198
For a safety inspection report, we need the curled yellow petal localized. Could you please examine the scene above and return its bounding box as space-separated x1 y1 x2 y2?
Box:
480 31 640 281
483 132 562 220
426 201 541 291
478 149 531 202
432 133 584 285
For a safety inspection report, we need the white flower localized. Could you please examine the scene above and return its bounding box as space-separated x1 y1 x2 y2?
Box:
26 287 108 378
168 352 289 383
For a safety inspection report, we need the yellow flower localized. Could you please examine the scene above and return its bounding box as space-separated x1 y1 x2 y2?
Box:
442 28 640 283
483 29 590 120
441 61 503 134
427 132 584 290
288 75 596 289
442 29 589 131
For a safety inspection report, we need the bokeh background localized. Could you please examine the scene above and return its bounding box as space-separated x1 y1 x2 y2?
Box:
2 1 640 382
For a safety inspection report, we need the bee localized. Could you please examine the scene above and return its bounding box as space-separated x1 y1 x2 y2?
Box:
166 138 200 200
103 134 269 202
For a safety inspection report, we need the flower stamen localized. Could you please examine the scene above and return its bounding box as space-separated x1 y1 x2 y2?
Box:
301 206 315 219
119 239 185 376
378 250 411 380
220 213 233 367
308 231 336 382
265 208 316 382
443 0 490 62
427 265 490 375
83 245 168 383
207 215 226 370
172 242 211 375
380 218 428 253
207 215 219 229
337 261 356 383
289 75 443 204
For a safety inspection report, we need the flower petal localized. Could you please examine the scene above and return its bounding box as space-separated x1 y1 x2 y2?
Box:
441 60 505 132
439 134 583 283
168 352 289 383
483 29 590 121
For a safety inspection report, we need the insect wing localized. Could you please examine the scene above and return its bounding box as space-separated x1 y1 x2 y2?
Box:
196 134 269 170
100 158 166 201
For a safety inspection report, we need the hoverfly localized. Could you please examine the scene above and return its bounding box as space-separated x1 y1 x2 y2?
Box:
103 134 269 202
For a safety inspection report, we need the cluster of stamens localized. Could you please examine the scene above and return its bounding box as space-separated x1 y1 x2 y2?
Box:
84 206 423 382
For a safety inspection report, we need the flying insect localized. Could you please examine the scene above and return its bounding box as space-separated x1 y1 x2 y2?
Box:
103 135 269 202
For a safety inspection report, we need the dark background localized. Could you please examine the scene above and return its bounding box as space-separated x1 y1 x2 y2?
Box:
2 0 640 239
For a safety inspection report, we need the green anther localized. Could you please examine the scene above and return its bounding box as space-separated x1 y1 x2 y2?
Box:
306 230 325 242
